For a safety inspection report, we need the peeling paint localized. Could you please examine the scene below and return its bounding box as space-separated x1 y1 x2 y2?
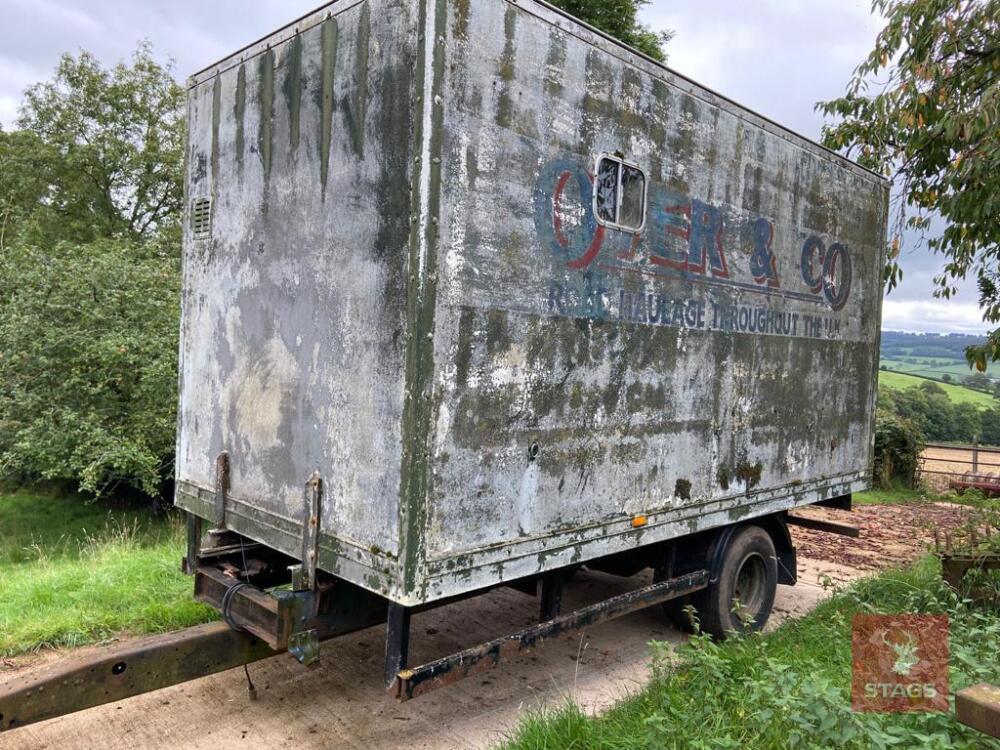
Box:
178 0 887 608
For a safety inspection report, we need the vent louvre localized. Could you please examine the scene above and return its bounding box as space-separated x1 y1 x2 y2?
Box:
191 198 212 240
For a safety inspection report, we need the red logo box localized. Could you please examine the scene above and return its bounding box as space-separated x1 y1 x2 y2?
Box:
852 614 950 712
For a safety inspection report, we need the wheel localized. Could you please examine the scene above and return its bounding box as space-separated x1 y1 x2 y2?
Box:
694 525 777 639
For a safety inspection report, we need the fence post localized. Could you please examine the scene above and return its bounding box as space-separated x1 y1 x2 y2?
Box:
972 439 980 475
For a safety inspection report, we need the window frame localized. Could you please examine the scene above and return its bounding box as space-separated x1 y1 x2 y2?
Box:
592 154 648 234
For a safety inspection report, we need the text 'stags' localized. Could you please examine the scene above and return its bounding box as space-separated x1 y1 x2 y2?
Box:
852 614 950 713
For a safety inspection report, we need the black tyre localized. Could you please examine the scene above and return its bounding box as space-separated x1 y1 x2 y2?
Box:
695 525 777 639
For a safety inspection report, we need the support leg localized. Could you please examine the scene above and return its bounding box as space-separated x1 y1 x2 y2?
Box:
538 572 563 622
183 512 202 575
384 603 411 689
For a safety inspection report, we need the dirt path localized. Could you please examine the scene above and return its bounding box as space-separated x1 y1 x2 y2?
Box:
0 502 967 750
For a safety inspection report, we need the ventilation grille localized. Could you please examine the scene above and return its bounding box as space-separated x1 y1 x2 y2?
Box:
191 198 212 240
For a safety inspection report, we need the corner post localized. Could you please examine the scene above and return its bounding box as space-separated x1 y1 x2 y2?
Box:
384 602 411 689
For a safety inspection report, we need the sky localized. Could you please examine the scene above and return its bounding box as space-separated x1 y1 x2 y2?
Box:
0 0 989 335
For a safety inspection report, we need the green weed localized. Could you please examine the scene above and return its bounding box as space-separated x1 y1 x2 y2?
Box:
500 558 1000 750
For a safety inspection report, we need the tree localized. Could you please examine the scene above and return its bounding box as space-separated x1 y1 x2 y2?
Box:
549 0 673 61
818 0 1000 371
941 373 953 383
0 43 184 499
0 239 180 497
965 372 993 391
11 42 184 245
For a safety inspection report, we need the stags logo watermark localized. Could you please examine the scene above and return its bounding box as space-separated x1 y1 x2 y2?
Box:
851 615 950 713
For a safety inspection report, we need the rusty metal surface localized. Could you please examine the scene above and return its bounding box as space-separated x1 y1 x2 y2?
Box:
177 0 887 608
194 566 290 649
390 569 709 700
939 553 1000 589
0 623 274 733
956 684 1000 739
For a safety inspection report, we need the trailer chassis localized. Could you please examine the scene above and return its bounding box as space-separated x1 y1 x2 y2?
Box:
0 504 823 732
0 520 712 732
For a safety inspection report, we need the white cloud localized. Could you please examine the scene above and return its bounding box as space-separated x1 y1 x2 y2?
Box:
0 96 19 130
882 299 990 334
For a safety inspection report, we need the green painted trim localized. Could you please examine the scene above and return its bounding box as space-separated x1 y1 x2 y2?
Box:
258 48 275 195
418 475 869 595
284 34 303 153
235 64 247 175
210 77 221 190
349 2 370 157
175 481 400 599
319 17 339 195
397 0 447 598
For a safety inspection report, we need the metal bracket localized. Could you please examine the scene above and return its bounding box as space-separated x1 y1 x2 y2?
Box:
283 472 324 666
297 472 323 592
288 629 320 668
214 451 230 528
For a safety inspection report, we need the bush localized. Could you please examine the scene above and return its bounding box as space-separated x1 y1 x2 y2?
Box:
0 239 179 497
873 407 922 488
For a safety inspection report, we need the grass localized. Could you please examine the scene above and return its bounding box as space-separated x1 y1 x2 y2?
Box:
0 488 215 657
854 485 926 505
500 558 1000 750
878 369 997 408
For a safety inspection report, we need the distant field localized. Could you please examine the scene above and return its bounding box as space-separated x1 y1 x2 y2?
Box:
878 369 997 408
879 356 994 384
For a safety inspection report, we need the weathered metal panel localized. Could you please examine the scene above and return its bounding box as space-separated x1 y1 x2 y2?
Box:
418 0 888 600
178 0 888 607
177 0 421 598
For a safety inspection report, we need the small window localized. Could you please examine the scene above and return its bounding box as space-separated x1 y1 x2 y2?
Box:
593 156 646 232
191 198 212 240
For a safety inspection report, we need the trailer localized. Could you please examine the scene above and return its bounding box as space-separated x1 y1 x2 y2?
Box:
0 0 888 731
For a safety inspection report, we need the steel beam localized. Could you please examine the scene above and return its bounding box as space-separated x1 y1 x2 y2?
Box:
0 623 273 733
956 684 1000 739
389 569 709 701
786 513 860 538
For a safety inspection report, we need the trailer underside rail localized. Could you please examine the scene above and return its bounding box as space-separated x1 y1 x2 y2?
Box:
389 569 710 701
0 622 274 732
786 513 861 538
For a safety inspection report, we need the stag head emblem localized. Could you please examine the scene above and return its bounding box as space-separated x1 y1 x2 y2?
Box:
880 630 920 676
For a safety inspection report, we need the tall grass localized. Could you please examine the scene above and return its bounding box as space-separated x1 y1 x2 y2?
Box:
0 490 215 656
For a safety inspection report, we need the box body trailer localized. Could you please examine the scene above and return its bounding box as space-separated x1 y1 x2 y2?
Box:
176 0 887 607
0 0 893 731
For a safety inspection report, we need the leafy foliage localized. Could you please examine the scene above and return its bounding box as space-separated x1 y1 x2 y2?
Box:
873 406 922 487
6 42 184 246
879 380 1000 445
818 0 1000 370
0 44 183 499
0 240 180 496
548 0 673 61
